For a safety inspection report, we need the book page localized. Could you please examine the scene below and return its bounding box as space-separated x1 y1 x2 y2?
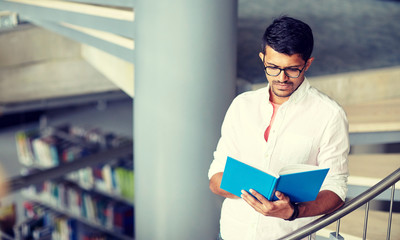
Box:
278 164 321 175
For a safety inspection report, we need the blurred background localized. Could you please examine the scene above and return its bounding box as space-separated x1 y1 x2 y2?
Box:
0 0 399 239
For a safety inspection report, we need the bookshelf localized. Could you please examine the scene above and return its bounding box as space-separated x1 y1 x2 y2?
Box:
6 124 134 240
7 142 132 194
19 200 130 240
21 197 133 240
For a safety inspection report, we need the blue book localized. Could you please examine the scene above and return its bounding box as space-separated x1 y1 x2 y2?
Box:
220 157 329 203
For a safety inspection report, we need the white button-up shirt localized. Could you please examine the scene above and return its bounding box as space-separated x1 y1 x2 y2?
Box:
208 79 349 240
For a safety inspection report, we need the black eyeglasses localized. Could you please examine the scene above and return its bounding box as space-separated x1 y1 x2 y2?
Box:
262 55 308 78
264 64 307 78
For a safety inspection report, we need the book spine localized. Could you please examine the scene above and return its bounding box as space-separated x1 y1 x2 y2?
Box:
268 177 279 201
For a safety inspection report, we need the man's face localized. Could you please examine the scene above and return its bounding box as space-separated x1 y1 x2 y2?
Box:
259 46 313 104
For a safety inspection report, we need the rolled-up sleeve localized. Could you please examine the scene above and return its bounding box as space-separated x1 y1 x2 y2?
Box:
208 98 241 180
318 108 349 201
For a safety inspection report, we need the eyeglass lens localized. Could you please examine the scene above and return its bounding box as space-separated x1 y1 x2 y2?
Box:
265 67 301 78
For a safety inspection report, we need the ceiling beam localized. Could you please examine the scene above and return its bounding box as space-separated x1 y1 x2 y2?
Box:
1 0 135 39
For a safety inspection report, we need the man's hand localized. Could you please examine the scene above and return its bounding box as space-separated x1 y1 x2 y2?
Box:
241 189 294 219
242 189 344 220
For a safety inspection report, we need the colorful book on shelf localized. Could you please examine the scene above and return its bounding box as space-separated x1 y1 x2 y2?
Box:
220 156 329 203
32 136 60 167
15 129 39 166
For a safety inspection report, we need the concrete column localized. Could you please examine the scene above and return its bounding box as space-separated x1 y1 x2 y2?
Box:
134 1 237 239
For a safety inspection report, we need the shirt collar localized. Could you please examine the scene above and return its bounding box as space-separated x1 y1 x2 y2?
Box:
288 77 310 104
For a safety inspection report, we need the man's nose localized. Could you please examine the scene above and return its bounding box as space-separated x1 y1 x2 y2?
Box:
278 70 289 82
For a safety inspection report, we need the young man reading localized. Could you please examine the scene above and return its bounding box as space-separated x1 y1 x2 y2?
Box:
208 16 349 240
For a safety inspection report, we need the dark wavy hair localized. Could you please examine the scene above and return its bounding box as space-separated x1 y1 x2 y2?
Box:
262 16 314 62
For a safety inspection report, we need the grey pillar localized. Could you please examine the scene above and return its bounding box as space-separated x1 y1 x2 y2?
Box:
134 1 237 239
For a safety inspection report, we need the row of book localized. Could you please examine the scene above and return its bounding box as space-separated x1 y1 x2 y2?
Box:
22 180 134 238
16 125 134 239
15 125 130 167
18 201 115 240
66 158 134 202
16 124 134 201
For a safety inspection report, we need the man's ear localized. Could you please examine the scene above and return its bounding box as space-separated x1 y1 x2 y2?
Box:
259 52 265 61
305 57 314 71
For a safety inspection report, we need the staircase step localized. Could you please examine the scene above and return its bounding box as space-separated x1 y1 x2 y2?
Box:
343 98 400 133
348 153 400 188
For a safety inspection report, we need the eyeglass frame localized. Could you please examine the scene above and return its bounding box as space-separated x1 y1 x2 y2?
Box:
262 55 309 78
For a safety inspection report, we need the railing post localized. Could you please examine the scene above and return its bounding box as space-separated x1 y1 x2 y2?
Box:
363 202 370 240
386 184 395 240
329 219 344 240
336 219 341 237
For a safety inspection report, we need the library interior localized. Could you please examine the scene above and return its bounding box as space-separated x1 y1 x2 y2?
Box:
0 0 399 239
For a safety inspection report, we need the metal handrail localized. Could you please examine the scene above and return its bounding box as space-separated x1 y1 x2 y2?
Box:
278 168 400 240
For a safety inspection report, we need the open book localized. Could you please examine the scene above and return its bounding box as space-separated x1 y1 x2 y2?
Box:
220 157 329 203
